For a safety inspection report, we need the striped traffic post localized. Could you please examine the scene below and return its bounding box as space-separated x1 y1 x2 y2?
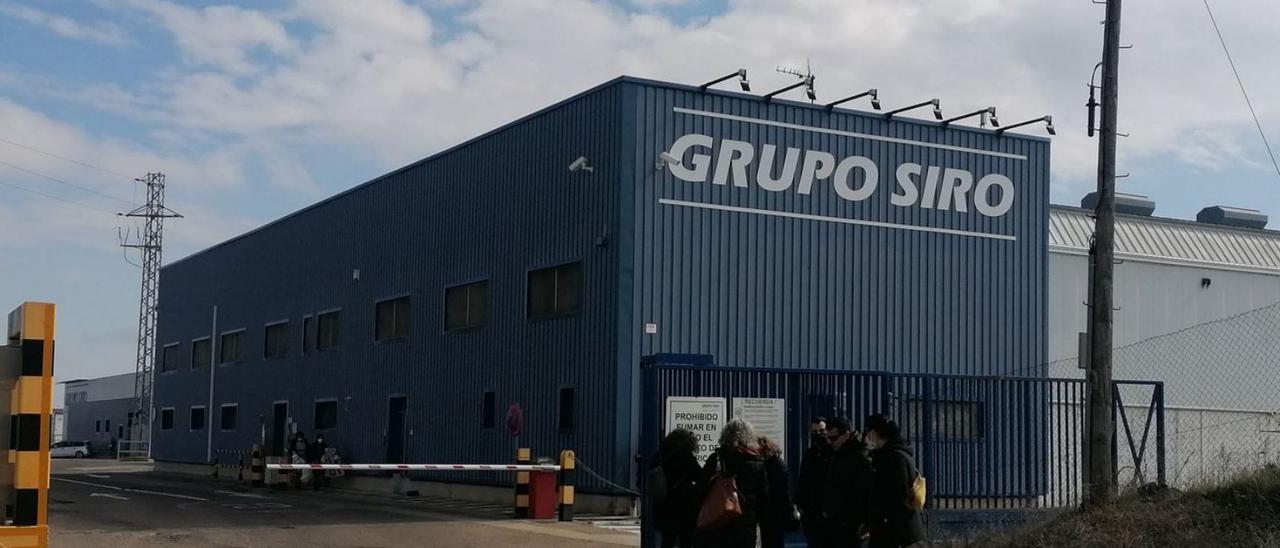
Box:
514 447 531 518
1 302 55 548
558 450 575 522
250 444 264 487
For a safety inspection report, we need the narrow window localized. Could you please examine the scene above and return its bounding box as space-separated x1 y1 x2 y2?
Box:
264 321 290 359
317 311 341 350
190 407 206 431
105 419 111 433
159 410 173 431
219 331 243 364
558 388 575 431
95 420 100 433
302 316 315 354
446 281 488 330
117 425 124 438
528 262 582 319
191 338 211 369
375 296 411 341
482 391 496 429
160 343 179 372
314 400 338 430
220 405 238 431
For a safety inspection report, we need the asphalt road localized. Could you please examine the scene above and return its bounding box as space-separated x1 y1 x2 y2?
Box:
48 459 638 547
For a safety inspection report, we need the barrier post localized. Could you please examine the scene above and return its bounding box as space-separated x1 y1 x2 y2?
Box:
514 447 530 518
250 444 264 487
558 450 575 522
0 302 55 548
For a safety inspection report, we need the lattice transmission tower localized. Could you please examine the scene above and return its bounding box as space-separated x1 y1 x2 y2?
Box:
121 172 182 455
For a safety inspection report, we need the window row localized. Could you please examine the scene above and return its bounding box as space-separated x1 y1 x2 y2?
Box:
159 400 340 432
159 262 583 371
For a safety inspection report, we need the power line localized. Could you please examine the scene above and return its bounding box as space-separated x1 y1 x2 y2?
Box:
0 179 119 215
1203 0 1280 181
0 136 137 181
0 158 134 206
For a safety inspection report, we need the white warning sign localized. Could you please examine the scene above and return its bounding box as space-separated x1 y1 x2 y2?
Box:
665 397 726 464
732 397 787 461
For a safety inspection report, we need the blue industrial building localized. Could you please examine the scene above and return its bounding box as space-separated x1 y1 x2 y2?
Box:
151 76 1050 493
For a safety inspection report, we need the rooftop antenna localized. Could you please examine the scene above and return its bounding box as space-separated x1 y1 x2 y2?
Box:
773 59 817 102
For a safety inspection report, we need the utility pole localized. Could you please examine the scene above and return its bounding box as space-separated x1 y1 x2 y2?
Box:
121 172 182 458
1087 0 1122 506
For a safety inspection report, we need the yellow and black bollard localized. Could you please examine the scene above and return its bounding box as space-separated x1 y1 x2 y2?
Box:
558 450 575 522
250 444 264 487
0 302 55 548
513 447 530 518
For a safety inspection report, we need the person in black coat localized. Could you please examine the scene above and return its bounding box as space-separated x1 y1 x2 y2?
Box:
653 428 704 548
798 417 831 547
864 414 925 548
757 436 796 548
821 416 872 547
701 418 770 548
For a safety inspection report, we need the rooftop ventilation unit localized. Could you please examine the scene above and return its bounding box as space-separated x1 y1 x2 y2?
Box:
1196 206 1268 230
1081 192 1155 216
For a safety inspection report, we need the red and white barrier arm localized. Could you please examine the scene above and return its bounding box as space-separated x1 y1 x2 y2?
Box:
265 463 562 472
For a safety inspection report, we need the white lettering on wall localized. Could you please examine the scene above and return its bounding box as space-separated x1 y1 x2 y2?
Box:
663 133 1019 218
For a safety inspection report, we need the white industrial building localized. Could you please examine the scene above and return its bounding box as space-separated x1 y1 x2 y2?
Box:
1047 195 1280 487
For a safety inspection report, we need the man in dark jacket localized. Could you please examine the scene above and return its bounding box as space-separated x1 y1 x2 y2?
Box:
798 417 831 547
821 417 871 547
864 414 925 548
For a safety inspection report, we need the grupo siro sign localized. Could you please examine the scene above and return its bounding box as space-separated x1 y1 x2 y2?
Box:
663 133 1015 218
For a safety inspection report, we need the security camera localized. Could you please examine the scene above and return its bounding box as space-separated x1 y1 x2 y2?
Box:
568 156 593 172
655 151 682 171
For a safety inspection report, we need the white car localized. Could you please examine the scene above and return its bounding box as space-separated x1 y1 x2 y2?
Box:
50 441 93 458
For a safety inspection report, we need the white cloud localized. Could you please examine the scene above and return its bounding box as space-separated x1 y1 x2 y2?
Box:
87 0 1273 193
0 2 130 47
113 0 294 75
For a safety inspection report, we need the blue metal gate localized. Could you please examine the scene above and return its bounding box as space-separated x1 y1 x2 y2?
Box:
638 354 1165 545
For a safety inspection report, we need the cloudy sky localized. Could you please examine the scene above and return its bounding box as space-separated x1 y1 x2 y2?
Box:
1 0 1277 403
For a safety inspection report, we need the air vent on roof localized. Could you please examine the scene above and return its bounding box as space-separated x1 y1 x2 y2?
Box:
1080 192 1155 216
1196 206 1268 229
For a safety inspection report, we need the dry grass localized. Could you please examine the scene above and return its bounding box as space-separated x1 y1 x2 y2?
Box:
950 465 1280 548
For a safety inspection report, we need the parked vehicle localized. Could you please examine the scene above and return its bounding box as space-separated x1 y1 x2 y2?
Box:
51 441 93 458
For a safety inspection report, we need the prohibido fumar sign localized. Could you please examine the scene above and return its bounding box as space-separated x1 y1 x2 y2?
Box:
664 397 726 464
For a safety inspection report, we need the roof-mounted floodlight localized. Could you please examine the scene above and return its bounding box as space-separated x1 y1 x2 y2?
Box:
825 89 880 111
996 115 1055 136
884 98 942 120
941 107 999 128
700 68 750 92
763 75 815 102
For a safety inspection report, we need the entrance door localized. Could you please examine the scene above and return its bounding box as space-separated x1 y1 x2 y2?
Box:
272 402 288 457
387 396 407 464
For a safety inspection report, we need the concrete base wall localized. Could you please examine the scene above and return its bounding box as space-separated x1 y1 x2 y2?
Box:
154 460 632 516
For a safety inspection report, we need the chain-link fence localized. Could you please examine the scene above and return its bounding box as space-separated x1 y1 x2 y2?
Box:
1048 301 1280 490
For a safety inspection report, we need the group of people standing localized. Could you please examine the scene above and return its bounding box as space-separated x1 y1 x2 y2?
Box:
286 432 343 489
651 414 923 548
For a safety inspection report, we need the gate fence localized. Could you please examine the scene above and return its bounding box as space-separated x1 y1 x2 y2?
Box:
638 355 1165 543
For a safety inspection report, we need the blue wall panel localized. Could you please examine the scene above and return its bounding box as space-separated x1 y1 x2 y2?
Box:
153 84 624 490
624 80 1049 376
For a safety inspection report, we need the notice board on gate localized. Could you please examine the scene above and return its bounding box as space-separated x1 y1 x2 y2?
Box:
664 397 726 464
732 398 787 461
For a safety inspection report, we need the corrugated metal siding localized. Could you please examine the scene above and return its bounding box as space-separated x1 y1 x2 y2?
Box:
1050 206 1280 272
153 85 624 490
626 82 1049 377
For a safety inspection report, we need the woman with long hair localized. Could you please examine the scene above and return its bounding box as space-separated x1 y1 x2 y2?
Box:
653 428 704 548
700 419 771 548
